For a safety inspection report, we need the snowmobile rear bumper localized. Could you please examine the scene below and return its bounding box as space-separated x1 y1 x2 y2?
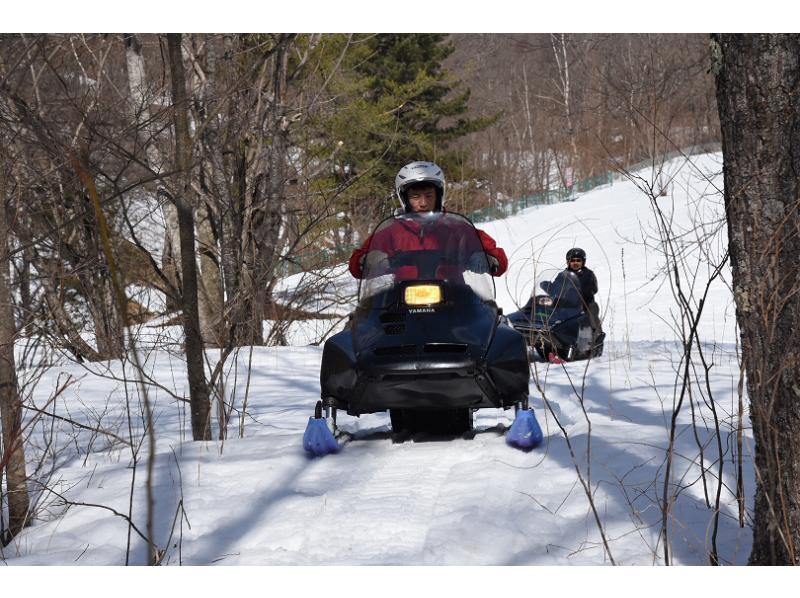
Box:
335 360 509 415
325 352 527 415
320 321 530 416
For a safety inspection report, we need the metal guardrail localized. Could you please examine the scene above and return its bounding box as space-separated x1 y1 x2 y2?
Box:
469 171 614 224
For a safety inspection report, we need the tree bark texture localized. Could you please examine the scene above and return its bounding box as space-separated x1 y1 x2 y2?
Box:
123 33 182 312
184 34 226 348
0 168 30 543
196 200 225 347
76 263 124 360
242 34 291 346
713 33 800 565
168 33 211 441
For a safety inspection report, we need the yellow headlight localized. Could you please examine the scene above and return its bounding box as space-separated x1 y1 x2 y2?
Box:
404 284 442 306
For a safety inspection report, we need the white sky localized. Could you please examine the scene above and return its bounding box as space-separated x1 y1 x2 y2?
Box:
5 538 796 595
2 1 792 33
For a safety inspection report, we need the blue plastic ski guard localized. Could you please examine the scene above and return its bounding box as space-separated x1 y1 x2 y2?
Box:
506 409 543 450
303 417 340 456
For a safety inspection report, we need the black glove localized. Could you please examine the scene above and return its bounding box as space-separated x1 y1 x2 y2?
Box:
487 255 500 274
467 252 488 273
364 250 390 276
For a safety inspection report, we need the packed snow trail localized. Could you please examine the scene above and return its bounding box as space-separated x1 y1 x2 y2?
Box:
7 341 750 565
6 153 752 565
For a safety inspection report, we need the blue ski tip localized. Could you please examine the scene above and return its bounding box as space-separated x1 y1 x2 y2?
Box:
303 417 340 456
506 409 544 450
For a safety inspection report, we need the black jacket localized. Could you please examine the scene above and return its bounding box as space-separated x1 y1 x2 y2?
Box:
564 265 598 304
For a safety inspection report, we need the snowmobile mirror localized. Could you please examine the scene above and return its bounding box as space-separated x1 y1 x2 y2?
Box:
404 284 442 306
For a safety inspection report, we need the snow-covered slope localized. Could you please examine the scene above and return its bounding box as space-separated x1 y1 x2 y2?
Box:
484 152 731 344
4 153 751 566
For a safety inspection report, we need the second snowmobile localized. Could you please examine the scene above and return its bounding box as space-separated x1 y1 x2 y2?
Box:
507 268 605 363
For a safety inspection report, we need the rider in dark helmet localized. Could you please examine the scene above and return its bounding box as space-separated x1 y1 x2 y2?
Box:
562 248 602 332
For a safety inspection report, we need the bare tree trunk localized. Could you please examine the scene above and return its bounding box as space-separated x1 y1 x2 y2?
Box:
196 201 225 347
221 152 245 344
713 33 800 565
77 267 124 360
203 34 244 345
256 35 291 341
168 33 211 441
18 243 34 335
123 33 181 311
0 166 30 544
184 34 226 348
551 33 579 178
238 35 293 346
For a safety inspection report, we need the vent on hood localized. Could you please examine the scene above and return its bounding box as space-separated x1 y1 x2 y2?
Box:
380 312 406 323
383 324 406 335
423 343 468 354
374 344 417 357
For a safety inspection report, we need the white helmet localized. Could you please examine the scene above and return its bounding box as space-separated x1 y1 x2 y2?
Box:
395 161 446 212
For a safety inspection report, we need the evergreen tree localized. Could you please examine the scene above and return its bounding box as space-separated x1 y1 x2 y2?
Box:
307 34 494 237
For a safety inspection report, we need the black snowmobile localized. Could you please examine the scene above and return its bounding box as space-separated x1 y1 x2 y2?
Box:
506 268 605 364
303 212 542 456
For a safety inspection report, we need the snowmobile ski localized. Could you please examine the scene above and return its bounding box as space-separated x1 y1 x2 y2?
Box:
303 417 340 456
506 408 544 450
303 401 341 456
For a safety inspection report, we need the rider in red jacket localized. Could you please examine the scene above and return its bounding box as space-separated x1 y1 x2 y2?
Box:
349 161 508 278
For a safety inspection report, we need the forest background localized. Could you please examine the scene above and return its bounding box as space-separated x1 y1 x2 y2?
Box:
0 31 718 364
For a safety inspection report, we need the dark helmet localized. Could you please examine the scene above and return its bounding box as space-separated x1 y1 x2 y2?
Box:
566 247 586 263
395 161 446 212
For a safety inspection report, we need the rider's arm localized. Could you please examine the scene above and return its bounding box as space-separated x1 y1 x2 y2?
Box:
476 229 508 276
348 233 374 279
584 270 598 300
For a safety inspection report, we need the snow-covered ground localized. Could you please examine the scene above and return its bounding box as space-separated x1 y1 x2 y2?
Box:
4 153 754 572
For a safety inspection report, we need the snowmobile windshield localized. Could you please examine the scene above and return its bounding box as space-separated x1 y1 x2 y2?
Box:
534 269 583 309
357 212 495 306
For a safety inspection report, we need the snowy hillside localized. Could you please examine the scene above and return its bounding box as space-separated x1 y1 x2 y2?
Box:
3 152 752 568
486 153 732 344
